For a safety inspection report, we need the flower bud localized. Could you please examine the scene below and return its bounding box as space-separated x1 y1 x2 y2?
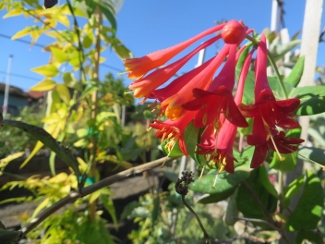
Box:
222 20 247 44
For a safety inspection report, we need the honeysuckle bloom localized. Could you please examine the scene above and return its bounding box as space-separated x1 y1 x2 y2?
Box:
183 44 248 128
196 50 254 178
129 35 221 99
239 34 303 168
150 110 198 156
124 23 226 79
125 20 251 108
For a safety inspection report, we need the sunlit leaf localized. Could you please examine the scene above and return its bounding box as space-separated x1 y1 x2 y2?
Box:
11 26 31 39
31 64 59 77
50 46 68 63
30 79 56 91
289 86 325 115
284 56 305 87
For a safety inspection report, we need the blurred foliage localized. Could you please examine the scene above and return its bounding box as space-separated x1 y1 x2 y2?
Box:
0 105 45 157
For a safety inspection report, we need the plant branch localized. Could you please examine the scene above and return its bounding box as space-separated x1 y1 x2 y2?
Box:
241 180 290 244
181 195 211 242
20 156 175 237
267 52 289 99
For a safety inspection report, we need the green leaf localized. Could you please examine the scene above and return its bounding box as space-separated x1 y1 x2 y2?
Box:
110 37 132 59
101 194 118 228
0 229 22 244
82 34 93 49
195 187 236 204
237 167 278 225
289 86 325 115
189 167 250 195
283 175 304 209
284 56 305 87
258 165 278 198
161 140 183 157
31 64 59 77
299 146 325 165
242 70 255 104
272 40 301 61
296 229 323 244
56 84 71 104
235 45 250 81
268 76 294 100
2 120 81 178
151 195 160 224
78 84 99 100
287 171 324 231
224 191 239 225
242 71 294 103
161 121 200 158
93 0 117 32
184 121 200 159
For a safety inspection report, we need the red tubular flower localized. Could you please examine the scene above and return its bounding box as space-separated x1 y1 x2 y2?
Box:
129 35 221 99
196 51 253 177
183 45 248 128
239 34 302 168
160 45 231 120
150 110 198 156
124 24 226 79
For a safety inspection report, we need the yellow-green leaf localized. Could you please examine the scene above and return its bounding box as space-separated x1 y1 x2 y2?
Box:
56 84 71 104
20 141 44 168
50 47 68 63
3 8 23 18
0 152 25 169
32 64 59 77
11 27 31 39
30 79 56 91
56 14 70 28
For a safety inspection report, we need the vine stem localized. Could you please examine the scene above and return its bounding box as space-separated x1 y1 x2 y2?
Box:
181 195 211 243
88 6 102 222
267 51 289 99
242 180 290 244
19 156 175 237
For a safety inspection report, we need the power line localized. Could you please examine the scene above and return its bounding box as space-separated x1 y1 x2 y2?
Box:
0 33 46 48
0 71 40 81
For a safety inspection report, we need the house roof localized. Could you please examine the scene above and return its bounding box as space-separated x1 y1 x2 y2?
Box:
0 82 28 97
27 90 46 99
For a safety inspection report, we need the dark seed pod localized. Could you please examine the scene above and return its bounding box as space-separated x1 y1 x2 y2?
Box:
44 0 58 9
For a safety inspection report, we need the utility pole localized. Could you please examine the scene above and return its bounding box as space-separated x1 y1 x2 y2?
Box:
3 55 13 116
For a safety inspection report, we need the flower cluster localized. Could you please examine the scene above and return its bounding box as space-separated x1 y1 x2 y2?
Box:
124 20 303 178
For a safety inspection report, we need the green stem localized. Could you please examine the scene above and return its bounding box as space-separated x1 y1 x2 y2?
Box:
267 52 289 99
181 195 211 243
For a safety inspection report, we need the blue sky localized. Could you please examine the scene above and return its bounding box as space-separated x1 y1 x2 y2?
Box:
0 0 324 92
